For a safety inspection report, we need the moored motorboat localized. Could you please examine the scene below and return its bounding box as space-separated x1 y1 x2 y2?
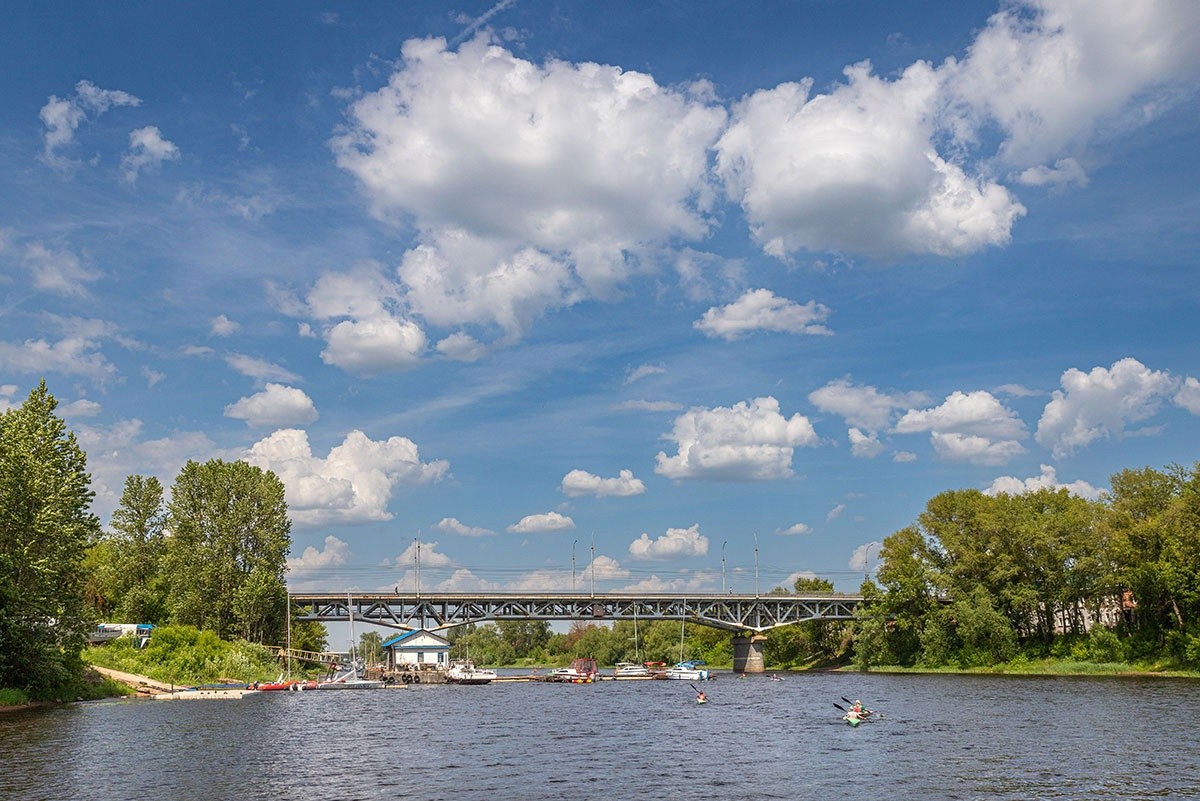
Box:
548 657 599 683
613 661 651 678
446 660 498 685
664 660 710 681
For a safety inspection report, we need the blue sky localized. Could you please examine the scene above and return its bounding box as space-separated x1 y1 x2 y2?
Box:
2 0 1199 596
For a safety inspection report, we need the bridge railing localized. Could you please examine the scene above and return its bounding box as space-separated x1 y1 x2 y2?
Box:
289 591 864 634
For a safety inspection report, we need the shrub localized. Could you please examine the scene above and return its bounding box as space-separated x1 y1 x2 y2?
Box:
1085 627 1126 663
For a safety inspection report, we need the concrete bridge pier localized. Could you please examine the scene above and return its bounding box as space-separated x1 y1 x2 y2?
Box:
731 633 768 673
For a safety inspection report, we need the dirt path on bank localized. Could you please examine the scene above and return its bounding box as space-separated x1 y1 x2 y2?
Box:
90 665 179 694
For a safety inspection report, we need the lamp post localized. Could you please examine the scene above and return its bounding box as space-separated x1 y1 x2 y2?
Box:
572 539 577 593
754 533 759 598
864 541 880 583
590 534 596 598
414 537 421 598
721 540 728 594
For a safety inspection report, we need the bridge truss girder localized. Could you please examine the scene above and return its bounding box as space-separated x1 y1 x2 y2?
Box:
290 592 863 635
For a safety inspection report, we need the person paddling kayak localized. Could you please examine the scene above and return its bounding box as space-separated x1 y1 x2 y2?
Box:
696 690 708 704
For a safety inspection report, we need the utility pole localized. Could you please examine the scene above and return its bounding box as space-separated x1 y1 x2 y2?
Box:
414 537 421 598
721 540 728 594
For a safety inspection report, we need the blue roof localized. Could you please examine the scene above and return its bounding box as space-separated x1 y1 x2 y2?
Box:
380 629 450 649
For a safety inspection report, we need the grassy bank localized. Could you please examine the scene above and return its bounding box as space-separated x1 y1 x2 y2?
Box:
84 625 286 686
846 657 1200 678
1 672 135 710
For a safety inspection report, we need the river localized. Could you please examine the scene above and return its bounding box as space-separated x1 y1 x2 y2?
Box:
3 671 1199 800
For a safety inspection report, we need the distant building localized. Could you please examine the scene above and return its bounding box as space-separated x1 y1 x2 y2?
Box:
88 623 154 648
381 629 450 670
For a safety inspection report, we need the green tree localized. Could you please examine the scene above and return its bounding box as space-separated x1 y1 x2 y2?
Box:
104 475 169 624
870 525 942 665
0 381 101 696
358 631 384 665
1104 465 1187 636
289 612 328 660
496 619 551 658
163 459 291 642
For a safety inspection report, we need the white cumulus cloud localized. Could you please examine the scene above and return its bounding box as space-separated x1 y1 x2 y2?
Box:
655 396 819 480
244 428 449 526
330 33 727 342
561 468 646 498
210 315 240 337
946 0 1200 172
628 524 708 560
39 80 140 171
1174 376 1200 415
896 390 1027 465
716 61 1024 261
809 377 930 432
287 535 351 576
120 125 180 183
1035 357 1178 458
694 288 832 340
305 267 427 375
714 0 1200 263
224 384 319 428
848 427 884 458
507 511 575 534
984 464 1104 500
436 517 495 537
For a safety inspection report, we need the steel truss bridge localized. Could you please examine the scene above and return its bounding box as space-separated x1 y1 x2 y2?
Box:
290 592 864 635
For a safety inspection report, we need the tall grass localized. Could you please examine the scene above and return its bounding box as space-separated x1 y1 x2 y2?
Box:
85 625 282 685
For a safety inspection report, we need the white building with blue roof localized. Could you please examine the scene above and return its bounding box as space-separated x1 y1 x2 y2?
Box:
381 629 451 671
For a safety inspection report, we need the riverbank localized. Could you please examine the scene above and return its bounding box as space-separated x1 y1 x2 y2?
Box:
0 667 135 712
844 658 1200 679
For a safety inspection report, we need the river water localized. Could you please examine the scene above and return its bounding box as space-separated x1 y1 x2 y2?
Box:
3 670 1199 801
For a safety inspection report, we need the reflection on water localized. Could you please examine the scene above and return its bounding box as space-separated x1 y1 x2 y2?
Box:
3 672 1200 800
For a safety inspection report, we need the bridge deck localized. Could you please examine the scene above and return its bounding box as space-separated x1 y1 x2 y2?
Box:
290 592 864 634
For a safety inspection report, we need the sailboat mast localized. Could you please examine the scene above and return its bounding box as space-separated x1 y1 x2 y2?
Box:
285 593 292 679
347 591 356 671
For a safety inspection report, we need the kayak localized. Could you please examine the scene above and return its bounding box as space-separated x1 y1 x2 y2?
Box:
843 714 861 727
697 697 708 704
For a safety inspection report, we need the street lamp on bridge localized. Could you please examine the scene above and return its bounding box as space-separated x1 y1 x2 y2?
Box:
754 532 759 598
721 540 728 594
414 537 421 598
864 541 880 583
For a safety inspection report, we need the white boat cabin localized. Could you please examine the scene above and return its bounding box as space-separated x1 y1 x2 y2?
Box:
381 629 451 670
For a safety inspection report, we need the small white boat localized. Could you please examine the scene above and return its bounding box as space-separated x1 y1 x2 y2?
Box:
446 660 497 685
549 657 599 683
665 660 710 681
316 665 386 690
613 662 651 678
